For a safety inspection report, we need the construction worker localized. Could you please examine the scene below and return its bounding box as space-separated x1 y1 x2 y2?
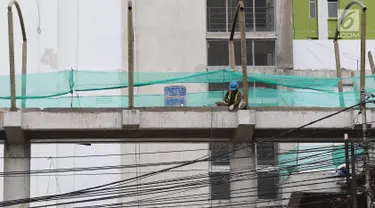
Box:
215 81 247 110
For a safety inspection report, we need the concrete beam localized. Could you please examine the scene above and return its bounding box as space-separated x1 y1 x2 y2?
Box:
3 142 31 208
3 111 25 144
0 107 370 143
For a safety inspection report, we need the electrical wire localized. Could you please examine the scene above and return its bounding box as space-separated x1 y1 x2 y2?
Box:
3 148 350 207
0 103 366 207
0 145 346 176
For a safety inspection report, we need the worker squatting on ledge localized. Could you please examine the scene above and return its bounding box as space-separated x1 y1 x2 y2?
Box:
215 81 247 111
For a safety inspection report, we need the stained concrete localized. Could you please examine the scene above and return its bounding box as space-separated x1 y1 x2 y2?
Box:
0 107 371 143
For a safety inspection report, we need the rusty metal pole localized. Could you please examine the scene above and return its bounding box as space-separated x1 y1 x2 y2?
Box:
334 40 345 107
335 3 369 206
229 41 235 71
7 6 16 111
128 0 134 109
238 0 248 108
351 142 358 208
359 8 372 208
344 134 351 208
229 3 240 72
368 51 375 74
8 0 27 111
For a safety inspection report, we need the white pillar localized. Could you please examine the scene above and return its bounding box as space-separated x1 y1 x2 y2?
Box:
3 142 31 208
230 143 257 207
317 0 329 40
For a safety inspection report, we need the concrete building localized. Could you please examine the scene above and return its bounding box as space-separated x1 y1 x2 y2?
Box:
0 0 357 207
293 0 375 70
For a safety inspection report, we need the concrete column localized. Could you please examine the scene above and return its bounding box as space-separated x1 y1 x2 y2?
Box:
275 0 293 69
230 143 257 208
317 0 328 40
3 142 31 208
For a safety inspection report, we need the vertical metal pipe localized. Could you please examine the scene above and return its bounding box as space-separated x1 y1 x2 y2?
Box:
351 142 358 208
358 9 371 208
344 134 351 208
334 40 345 107
21 39 27 108
128 0 134 109
368 51 375 75
229 40 235 71
238 0 248 108
7 9 16 111
8 0 28 111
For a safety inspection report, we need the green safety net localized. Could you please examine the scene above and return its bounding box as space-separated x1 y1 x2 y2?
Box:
0 68 373 108
279 145 363 180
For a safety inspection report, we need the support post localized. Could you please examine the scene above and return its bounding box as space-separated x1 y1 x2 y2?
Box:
359 9 371 208
335 2 368 207
230 143 256 208
351 142 358 208
128 0 134 109
238 0 248 108
334 40 345 107
229 3 240 72
3 142 31 208
344 134 351 208
229 40 235 71
8 0 27 111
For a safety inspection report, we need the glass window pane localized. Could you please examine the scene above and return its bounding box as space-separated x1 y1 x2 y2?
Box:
234 39 253 66
210 172 230 200
310 2 316 18
228 0 254 32
207 39 229 66
328 2 338 18
207 0 227 32
210 143 230 166
254 40 275 66
257 171 279 199
257 143 275 165
255 0 274 31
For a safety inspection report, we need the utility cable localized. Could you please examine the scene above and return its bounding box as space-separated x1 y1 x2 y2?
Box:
0 103 364 207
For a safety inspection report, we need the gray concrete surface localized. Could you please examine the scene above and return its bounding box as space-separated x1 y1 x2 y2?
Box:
0 107 371 143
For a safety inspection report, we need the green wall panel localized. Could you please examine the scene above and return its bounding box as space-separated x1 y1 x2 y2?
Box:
293 0 318 39
293 0 375 39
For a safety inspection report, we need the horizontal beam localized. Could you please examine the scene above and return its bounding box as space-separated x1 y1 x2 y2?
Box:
0 107 372 143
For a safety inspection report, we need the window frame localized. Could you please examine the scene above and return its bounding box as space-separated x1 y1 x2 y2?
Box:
309 0 317 18
206 0 274 32
210 143 230 166
209 171 231 200
327 0 338 18
206 39 276 67
257 171 280 200
257 142 276 166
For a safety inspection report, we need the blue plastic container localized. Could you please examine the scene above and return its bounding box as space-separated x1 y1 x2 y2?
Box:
164 85 187 106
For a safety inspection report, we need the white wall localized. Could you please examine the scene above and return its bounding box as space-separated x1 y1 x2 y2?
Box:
294 40 375 70
0 0 211 207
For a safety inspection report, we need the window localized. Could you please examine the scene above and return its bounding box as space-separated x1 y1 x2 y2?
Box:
257 171 279 199
210 143 230 166
207 39 275 66
254 40 275 66
257 142 276 165
207 0 274 32
328 0 338 18
210 172 231 200
309 0 316 18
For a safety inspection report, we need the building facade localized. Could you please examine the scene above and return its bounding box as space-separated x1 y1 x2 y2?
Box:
0 0 345 207
293 0 375 70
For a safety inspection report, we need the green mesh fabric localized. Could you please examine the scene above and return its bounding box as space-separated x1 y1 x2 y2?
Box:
0 68 372 108
279 145 363 180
